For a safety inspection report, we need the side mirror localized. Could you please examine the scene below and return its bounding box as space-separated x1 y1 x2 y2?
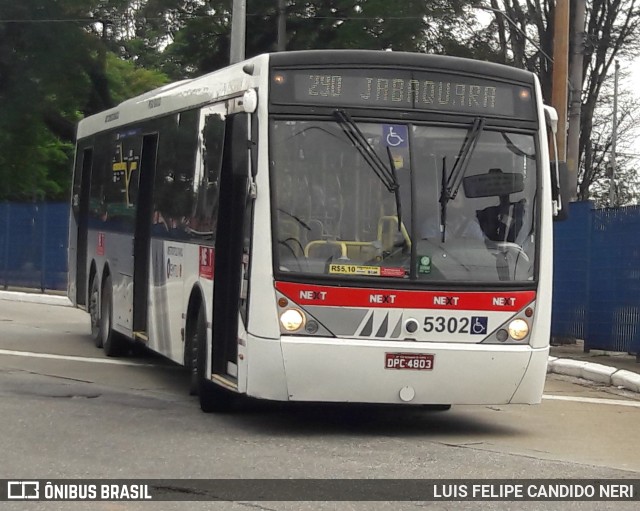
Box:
544 105 558 135
543 105 566 219
550 161 570 221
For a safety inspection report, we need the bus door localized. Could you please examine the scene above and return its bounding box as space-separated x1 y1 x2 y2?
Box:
211 111 253 381
132 133 159 339
72 146 93 307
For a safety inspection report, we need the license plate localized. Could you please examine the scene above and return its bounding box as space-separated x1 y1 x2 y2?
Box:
385 353 434 370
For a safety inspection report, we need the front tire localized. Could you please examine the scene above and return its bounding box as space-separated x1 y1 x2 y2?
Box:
195 307 235 413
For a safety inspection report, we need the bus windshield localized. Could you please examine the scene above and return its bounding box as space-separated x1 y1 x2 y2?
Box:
270 117 537 283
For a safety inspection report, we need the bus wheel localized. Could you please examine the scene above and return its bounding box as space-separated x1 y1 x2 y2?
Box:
89 276 102 348
195 307 234 413
100 275 127 357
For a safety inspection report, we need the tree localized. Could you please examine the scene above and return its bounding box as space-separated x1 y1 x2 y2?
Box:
1 1 524 201
469 0 640 204
580 69 640 206
467 1 555 111
576 0 640 202
153 1 479 76
0 1 95 199
0 0 168 201
5 0 640 203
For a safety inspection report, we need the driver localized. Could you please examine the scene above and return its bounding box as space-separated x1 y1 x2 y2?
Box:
421 196 483 240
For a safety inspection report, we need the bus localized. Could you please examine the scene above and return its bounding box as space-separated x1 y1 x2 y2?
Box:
68 50 563 412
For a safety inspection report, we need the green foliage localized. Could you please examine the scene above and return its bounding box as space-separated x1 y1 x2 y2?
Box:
0 118 74 201
0 0 168 201
158 0 478 75
0 0 480 201
105 53 169 103
4 0 635 204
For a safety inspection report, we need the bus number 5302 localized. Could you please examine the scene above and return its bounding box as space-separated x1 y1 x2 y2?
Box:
423 316 471 334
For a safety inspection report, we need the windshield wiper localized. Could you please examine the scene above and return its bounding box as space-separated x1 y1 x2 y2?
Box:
334 109 402 231
501 132 535 158
277 208 311 231
439 117 485 241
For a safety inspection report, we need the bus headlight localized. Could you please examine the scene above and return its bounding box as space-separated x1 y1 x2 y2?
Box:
508 319 529 340
280 309 306 332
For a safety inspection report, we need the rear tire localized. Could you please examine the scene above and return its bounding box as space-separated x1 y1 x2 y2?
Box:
186 310 199 396
89 276 102 347
195 307 235 413
100 274 128 357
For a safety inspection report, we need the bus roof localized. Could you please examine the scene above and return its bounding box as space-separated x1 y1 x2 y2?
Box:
76 54 268 139
76 50 536 140
268 50 536 85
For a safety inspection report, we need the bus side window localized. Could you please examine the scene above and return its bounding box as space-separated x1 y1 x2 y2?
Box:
204 114 226 185
152 111 199 239
194 112 226 237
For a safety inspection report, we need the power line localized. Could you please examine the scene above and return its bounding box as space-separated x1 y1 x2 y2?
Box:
471 5 554 64
0 14 431 24
0 17 202 23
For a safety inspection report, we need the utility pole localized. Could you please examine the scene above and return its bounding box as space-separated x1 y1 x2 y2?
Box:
230 0 246 64
277 0 287 51
566 0 586 202
551 0 570 164
609 60 620 207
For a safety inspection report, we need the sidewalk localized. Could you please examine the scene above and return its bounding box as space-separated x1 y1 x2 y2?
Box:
549 340 640 393
0 289 71 306
2 290 640 393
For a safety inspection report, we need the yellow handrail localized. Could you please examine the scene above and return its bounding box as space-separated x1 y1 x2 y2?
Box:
378 216 412 250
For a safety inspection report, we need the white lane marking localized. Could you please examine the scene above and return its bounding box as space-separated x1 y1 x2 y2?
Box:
543 394 640 408
0 349 157 367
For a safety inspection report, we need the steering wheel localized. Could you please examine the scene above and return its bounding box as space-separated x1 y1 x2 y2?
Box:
491 241 530 262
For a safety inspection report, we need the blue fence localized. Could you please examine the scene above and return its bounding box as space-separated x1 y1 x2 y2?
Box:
0 202 69 292
552 201 640 355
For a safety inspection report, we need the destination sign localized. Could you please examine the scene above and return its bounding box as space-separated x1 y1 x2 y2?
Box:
270 68 535 119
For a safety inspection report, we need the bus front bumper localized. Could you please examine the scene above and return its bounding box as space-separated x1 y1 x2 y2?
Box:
246 336 549 405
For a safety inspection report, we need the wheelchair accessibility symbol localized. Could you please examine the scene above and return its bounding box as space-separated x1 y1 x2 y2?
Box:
470 316 488 335
383 124 408 148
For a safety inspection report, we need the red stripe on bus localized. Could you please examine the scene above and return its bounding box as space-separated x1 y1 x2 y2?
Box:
275 281 535 311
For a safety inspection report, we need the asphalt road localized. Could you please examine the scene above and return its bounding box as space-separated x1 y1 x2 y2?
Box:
1 299 640 511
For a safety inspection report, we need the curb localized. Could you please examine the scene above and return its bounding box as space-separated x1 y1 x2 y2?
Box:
0 290 71 307
548 356 640 394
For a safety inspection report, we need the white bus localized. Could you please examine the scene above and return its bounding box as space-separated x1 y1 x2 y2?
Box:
68 50 563 412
